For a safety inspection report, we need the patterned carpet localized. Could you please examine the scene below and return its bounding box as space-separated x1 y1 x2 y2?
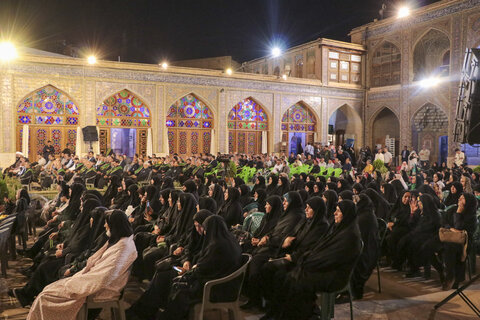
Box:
1 232 480 319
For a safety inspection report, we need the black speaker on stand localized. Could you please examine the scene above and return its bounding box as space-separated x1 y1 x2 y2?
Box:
82 126 99 152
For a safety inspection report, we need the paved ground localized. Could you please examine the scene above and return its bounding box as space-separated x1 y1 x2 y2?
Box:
1 235 480 320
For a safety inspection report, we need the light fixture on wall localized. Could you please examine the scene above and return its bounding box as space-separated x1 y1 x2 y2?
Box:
87 55 97 64
397 6 411 18
0 42 18 61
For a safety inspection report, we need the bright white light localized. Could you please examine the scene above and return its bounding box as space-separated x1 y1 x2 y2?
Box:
226 68 233 75
271 47 281 57
397 6 410 18
419 76 441 88
87 56 97 64
0 42 18 61
282 74 287 80
161 62 168 69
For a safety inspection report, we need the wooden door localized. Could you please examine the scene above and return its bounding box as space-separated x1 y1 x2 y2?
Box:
229 131 262 154
99 128 110 155
17 126 77 162
168 129 211 155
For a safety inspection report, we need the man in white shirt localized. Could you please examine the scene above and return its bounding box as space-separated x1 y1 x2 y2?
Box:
383 147 393 167
272 159 284 174
374 149 384 163
454 148 465 167
304 143 314 157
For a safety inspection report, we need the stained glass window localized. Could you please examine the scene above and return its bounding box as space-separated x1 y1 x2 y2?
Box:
17 85 79 125
228 98 268 131
281 103 316 132
166 94 213 129
97 89 151 127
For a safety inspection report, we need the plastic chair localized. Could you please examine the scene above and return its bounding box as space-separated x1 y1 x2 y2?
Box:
333 168 343 177
376 218 388 293
317 241 364 320
190 253 252 320
76 291 127 320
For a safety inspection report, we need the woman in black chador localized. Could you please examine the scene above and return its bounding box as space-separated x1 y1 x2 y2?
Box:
259 196 330 315
266 200 362 320
242 191 304 310
350 194 379 300
153 215 242 320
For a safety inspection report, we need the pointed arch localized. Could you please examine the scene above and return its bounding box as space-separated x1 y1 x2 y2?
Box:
370 41 401 87
228 97 268 154
370 106 400 152
166 93 214 155
97 89 151 127
328 103 363 147
16 85 80 161
281 101 317 154
96 89 152 157
411 102 449 163
413 28 451 80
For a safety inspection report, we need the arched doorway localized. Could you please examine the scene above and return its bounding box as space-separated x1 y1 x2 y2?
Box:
97 89 151 157
411 103 448 163
166 93 214 155
16 85 79 161
228 98 268 154
328 104 361 148
413 29 450 80
281 102 317 155
372 107 400 156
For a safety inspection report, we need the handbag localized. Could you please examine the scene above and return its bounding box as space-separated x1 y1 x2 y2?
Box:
439 228 469 262
438 227 467 244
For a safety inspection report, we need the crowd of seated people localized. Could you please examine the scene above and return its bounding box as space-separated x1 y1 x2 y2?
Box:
2 142 480 320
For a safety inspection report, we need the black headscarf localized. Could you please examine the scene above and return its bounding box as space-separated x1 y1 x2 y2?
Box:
211 183 224 210
339 190 354 201
199 196 218 214
444 181 463 206
233 177 246 188
196 215 242 280
381 183 398 204
239 184 253 208
364 188 392 220
218 187 243 227
260 191 303 251
276 176 290 197
323 190 338 223
161 177 174 190
254 189 267 213
184 179 199 202
291 199 361 292
194 209 213 225
266 175 279 195
252 176 266 196
106 209 133 245
390 180 405 196
170 193 197 244
254 195 283 238
104 175 121 206
298 189 309 205
456 193 478 236
288 197 329 261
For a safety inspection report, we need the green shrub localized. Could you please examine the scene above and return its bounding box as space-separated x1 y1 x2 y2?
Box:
474 165 480 173
372 159 388 174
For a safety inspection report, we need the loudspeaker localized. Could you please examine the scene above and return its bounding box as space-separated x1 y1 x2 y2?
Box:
454 48 480 144
82 126 98 142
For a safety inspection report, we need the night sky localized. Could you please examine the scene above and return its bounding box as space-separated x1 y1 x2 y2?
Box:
0 0 440 64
